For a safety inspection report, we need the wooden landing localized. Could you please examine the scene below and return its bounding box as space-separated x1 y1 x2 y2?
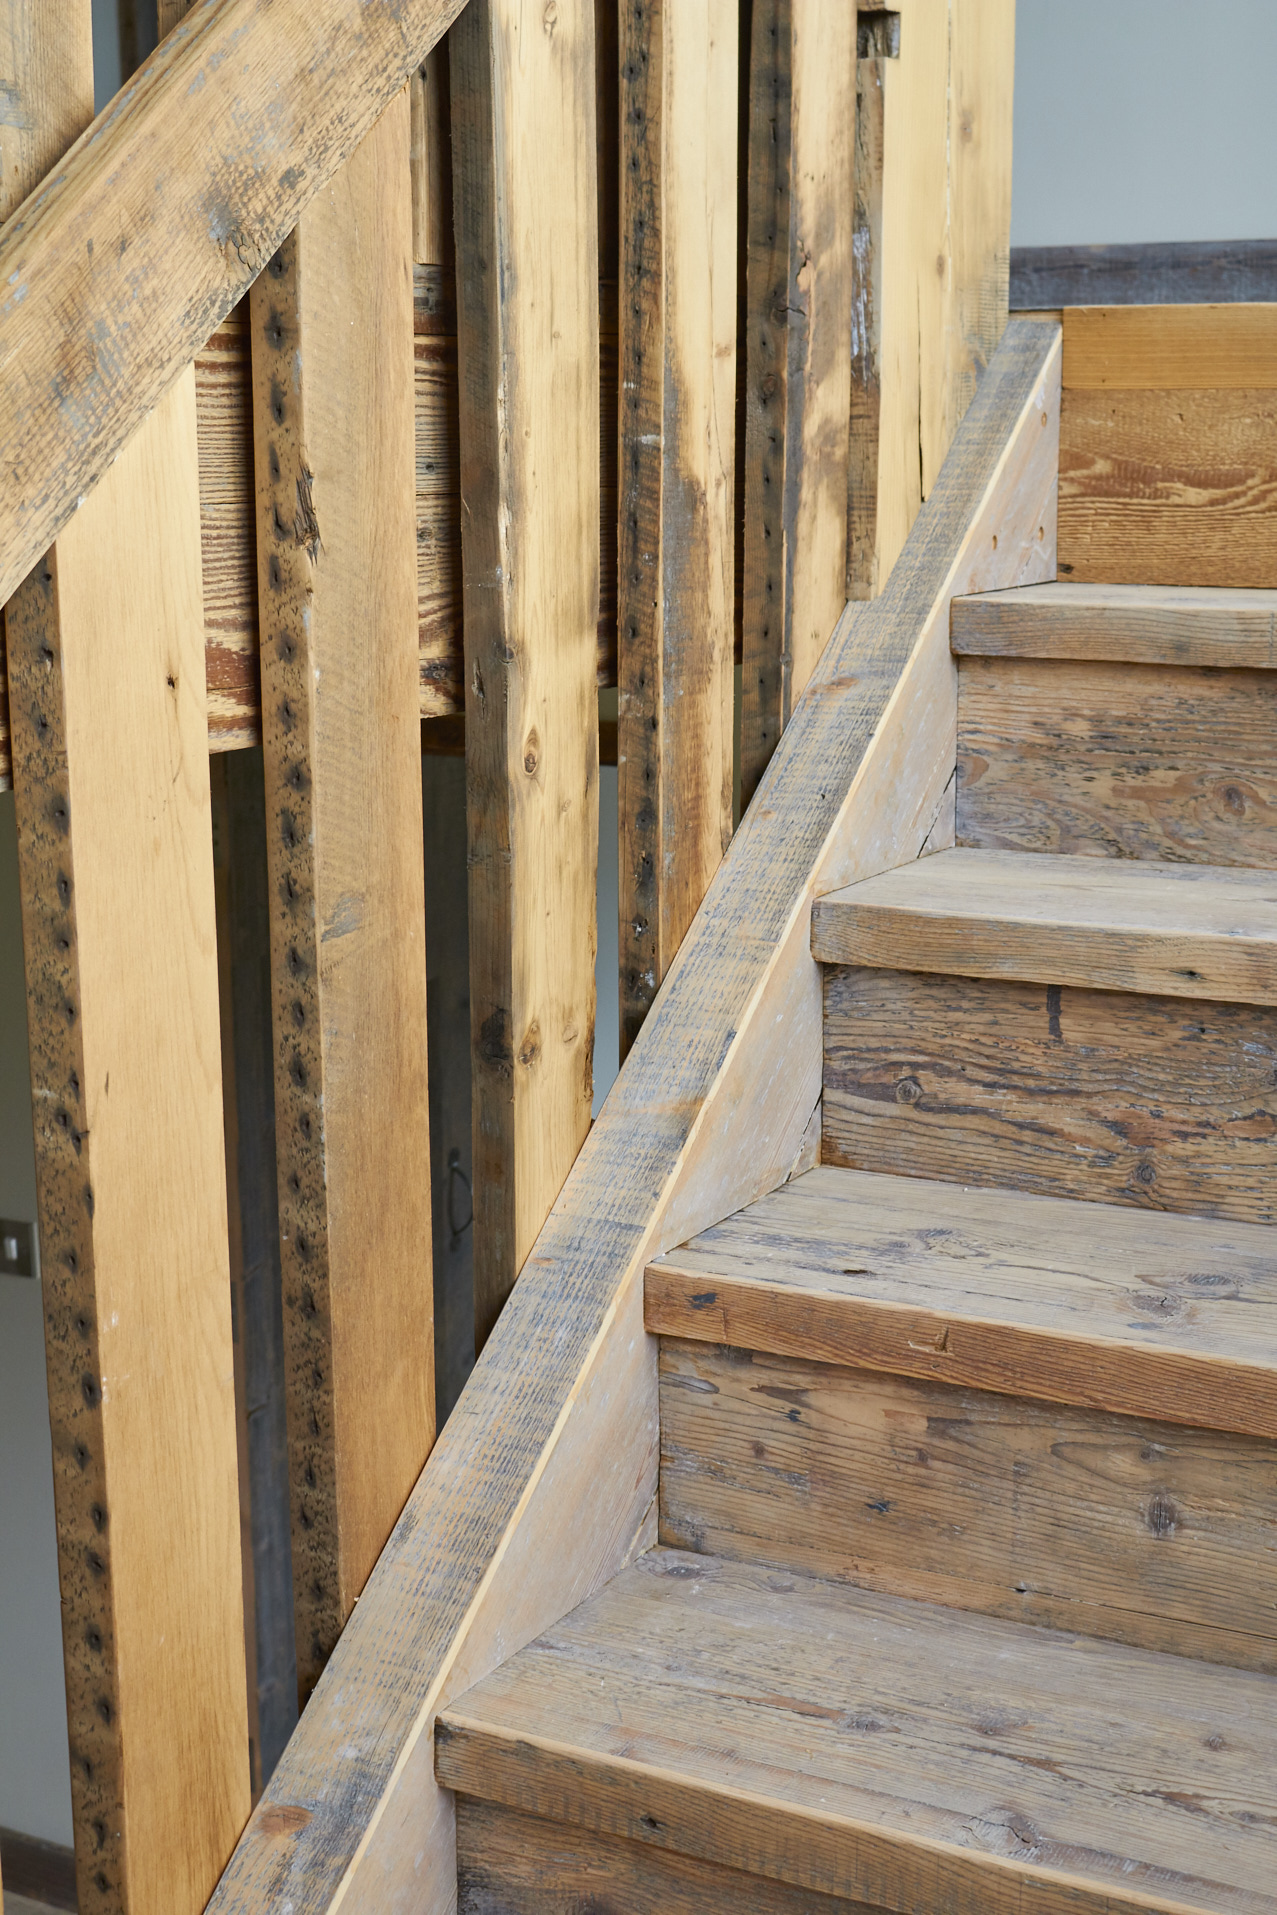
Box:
436 1548 1277 1915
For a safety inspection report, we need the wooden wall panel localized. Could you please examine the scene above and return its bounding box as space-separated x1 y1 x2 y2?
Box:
451 0 601 1351
251 93 435 1701
617 0 737 1058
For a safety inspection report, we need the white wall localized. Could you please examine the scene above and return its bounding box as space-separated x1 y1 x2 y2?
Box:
1013 0 1277 246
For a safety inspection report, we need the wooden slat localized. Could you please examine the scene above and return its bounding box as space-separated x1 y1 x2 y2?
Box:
660 1345 1277 1673
845 18 890 601
957 656 1277 867
251 92 435 1702
9 370 250 1914
209 322 1058 1913
0 0 472 615
456 1798 874 1913
739 0 856 804
451 0 601 1352
812 847 1277 1005
1011 238 1277 311
1063 302 1277 391
437 1549 1277 1915
951 581 1277 664
1058 385 1277 589
616 0 737 1058
823 965 1277 1225
647 1164 1277 1439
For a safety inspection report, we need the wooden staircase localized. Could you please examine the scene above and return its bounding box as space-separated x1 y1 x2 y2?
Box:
433 579 1277 1913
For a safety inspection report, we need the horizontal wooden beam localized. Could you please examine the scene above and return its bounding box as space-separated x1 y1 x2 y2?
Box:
0 0 468 612
1011 238 1277 311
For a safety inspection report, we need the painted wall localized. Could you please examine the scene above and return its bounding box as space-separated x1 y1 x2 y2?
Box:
1 0 1274 1852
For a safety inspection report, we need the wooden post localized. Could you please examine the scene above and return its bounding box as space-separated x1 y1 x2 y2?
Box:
616 0 738 1061
451 0 601 1351
250 91 434 1705
846 9 896 600
739 0 857 807
4 6 252 1908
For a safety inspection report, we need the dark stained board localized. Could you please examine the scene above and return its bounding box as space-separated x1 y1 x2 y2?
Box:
1010 239 1277 311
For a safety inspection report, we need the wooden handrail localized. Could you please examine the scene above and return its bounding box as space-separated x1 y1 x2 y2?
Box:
0 0 464 609
209 318 1061 1911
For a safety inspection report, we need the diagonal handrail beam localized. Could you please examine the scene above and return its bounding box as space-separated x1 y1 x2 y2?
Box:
0 0 466 609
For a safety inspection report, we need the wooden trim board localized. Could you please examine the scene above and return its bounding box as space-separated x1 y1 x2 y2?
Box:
208 319 1059 1913
951 582 1277 665
1062 302 1277 391
1011 238 1277 310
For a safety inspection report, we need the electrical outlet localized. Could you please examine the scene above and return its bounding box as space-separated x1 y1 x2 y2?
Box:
1 1218 38 1279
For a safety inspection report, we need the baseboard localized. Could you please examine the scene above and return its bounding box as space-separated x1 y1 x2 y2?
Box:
0 1826 77 1910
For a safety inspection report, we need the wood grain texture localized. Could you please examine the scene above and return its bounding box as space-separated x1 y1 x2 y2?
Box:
410 41 451 269
952 581 1277 665
437 1548 1277 1915
1058 386 1277 588
823 965 1277 1224
739 0 856 803
209 323 1058 1915
660 1343 1277 1671
1063 303 1277 391
647 1163 1277 1439
451 0 601 1351
0 0 472 613
617 0 737 1058
1011 238 1277 311
8 371 250 1914
846 38 886 601
957 655 1277 866
0 3 92 224
455 1796 875 1913
812 847 1277 1005
251 94 435 1702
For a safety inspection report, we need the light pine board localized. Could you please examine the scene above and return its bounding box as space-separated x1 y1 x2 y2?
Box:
660 1341 1277 1672
1062 302 1277 391
438 1549 1277 1915
957 655 1277 867
647 1163 1277 1439
451 0 601 1351
823 965 1277 1225
951 581 1277 666
251 94 435 1702
812 847 1277 1005
616 0 737 1059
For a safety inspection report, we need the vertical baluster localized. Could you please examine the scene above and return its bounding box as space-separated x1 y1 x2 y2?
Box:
450 0 602 1351
615 0 738 1062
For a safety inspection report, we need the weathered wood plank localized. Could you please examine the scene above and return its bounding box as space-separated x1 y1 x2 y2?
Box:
617 0 737 1058
845 18 890 601
660 1344 1277 1672
813 847 1277 1005
648 1163 1277 1439
251 92 435 1702
1058 386 1277 589
823 965 1277 1224
0 0 474 614
957 656 1277 866
209 322 1058 1914
9 370 250 1914
455 1797 874 1914
437 1549 1277 1915
1011 238 1277 311
1063 303 1277 391
739 0 856 803
951 581 1277 665
451 0 601 1352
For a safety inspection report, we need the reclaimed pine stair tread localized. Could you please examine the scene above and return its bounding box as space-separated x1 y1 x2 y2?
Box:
436 1548 1277 1915
645 1163 1277 1437
811 846 1277 1002
951 581 1277 665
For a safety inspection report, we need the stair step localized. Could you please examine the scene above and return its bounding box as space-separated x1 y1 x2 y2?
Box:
952 581 1277 666
646 1163 1277 1437
811 848 1277 1004
436 1550 1277 1915
821 964 1277 1225
955 653 1277 868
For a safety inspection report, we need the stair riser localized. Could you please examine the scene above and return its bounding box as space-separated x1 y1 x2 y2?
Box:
822 964 1277 1224
659 1340 1277 1673
957 656 1277 867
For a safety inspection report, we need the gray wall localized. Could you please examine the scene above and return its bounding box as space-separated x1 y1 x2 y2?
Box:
1 0 1273 1852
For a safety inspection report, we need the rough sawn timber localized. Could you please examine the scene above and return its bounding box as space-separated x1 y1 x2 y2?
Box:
951 581 1277 666
0 0 471 613
208 319 1059 1914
